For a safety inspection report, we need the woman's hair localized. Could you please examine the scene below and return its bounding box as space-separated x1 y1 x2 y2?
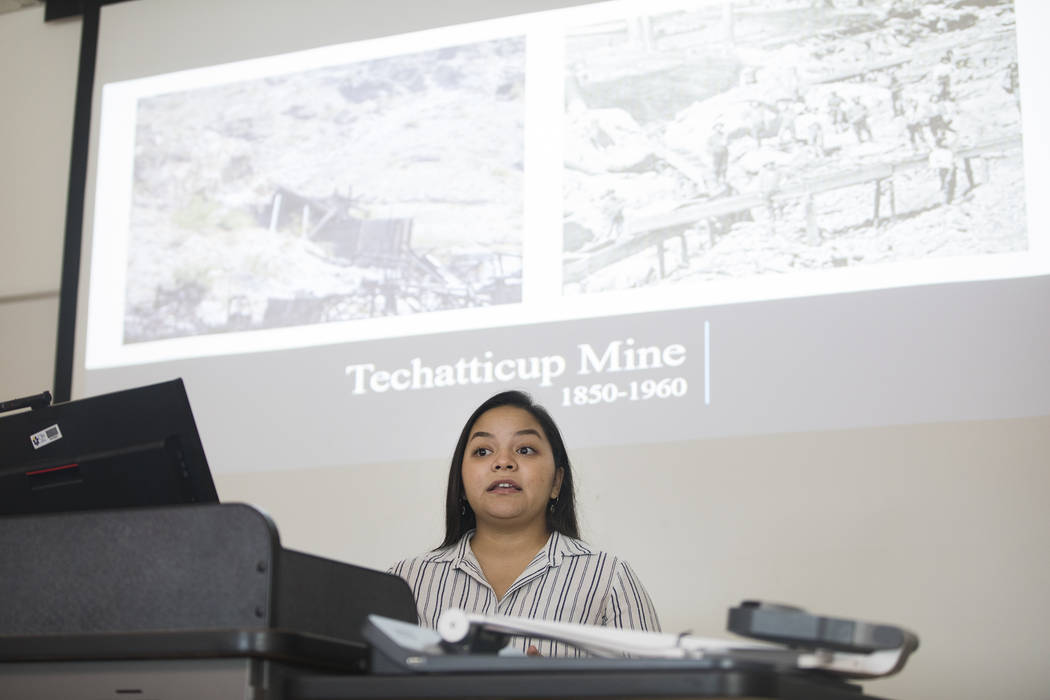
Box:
440 390 580 548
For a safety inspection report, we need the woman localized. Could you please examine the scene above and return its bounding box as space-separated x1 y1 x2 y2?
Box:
390 390 660 656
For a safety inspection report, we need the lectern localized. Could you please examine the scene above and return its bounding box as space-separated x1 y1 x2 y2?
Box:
0 503 902 700
0 503 418 699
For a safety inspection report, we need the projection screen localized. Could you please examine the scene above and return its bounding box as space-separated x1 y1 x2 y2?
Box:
73 0 1050 474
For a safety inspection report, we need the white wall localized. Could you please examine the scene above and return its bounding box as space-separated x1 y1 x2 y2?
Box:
0 6 77 397
2 4 1049 700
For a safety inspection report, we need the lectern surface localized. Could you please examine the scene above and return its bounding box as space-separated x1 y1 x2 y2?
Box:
288 669 890 700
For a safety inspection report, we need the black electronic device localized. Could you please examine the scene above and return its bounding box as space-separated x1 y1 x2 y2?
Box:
727 600 919 655
0 379 218 516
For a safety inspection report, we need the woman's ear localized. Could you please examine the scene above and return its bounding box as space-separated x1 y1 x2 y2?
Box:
551 468 565 498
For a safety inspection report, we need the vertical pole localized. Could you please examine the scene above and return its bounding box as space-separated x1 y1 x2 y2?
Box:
269 193 282 232
723 1 735 45
873 178 882 226
53 0 101 402
640 15 654 52
889 177 897 220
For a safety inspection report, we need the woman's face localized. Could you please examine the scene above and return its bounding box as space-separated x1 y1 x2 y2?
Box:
461 405 563 533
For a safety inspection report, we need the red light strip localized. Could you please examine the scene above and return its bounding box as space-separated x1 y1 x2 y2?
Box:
25 463 79 476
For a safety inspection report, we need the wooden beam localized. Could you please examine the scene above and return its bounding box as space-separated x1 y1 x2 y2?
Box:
565 135 1021 284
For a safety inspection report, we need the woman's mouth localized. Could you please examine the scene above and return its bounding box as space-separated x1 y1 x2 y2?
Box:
487 480 522 492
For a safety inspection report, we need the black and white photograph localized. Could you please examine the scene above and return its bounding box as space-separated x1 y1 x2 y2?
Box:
123 36 526 344
562 0 1025 294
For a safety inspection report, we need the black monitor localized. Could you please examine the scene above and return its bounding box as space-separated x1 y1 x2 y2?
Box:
0 379 218 516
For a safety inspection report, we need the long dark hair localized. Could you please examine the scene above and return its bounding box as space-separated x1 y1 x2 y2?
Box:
440 390 580 548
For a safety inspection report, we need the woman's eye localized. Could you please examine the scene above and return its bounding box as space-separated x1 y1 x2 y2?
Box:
473 447 492 457
517 446 536 455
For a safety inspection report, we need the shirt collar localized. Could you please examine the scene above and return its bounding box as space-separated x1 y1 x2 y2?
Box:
432 530 595 600
431 529 595 568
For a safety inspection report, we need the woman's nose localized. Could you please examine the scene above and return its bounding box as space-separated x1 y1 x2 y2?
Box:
493 450 517 470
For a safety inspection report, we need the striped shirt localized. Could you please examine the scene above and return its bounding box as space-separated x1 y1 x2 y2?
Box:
389 530 661 657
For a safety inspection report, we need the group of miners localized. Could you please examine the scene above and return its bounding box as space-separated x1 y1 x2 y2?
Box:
703 46 1014 205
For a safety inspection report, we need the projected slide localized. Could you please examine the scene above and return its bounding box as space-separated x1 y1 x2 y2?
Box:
124 37 526 344
87 0 1042 372
562 2 1027 294
77 0 1050 473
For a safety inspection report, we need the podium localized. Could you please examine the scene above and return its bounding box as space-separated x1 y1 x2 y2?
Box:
0 504 897 700
289 669 891 700
0 503 417 698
